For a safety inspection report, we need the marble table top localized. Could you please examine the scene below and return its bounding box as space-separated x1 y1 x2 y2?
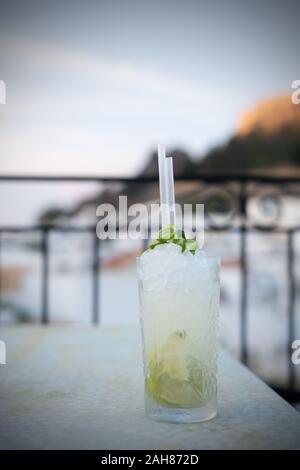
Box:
0 326 300 450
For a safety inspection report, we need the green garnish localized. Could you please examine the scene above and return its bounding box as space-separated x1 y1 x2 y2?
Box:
147 224 197 254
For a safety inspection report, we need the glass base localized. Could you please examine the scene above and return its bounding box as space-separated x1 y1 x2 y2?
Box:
145 394 217 424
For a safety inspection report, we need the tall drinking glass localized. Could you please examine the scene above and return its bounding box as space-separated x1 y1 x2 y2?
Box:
137 244 220 423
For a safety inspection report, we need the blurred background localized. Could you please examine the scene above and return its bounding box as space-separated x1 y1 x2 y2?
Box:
0 0 300 404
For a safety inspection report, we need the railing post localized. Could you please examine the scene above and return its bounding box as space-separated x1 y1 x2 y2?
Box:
92 231 100 325
287 230 296 389
240 225 248 365
239 183 248 365
41 227 50 324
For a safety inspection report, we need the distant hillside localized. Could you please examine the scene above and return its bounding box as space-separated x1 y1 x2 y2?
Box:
197 95 300 174
139 95 300 176
237 95 300 136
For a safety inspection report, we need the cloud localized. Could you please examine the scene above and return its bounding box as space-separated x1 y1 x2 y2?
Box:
0 33 235 178
1 33 232 110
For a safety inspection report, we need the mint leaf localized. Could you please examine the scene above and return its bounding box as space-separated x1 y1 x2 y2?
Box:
158 224 177 241
145 224 198 255
172 237 186 253
185 239 197 254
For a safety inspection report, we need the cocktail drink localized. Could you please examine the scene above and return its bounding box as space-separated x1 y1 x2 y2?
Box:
137 145 220 423
137 233 220 423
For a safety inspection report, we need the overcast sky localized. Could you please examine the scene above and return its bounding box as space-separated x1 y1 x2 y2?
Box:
0 0 299 223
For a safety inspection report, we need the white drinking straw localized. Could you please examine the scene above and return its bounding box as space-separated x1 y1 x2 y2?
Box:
157 143 169 227
166 155 176 227
157 144 176 229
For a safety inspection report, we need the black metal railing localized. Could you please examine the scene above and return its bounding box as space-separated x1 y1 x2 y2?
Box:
0 174 299 402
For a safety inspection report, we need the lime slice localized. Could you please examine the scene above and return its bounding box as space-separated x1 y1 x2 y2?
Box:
146 331 206 408
149 374 202 408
